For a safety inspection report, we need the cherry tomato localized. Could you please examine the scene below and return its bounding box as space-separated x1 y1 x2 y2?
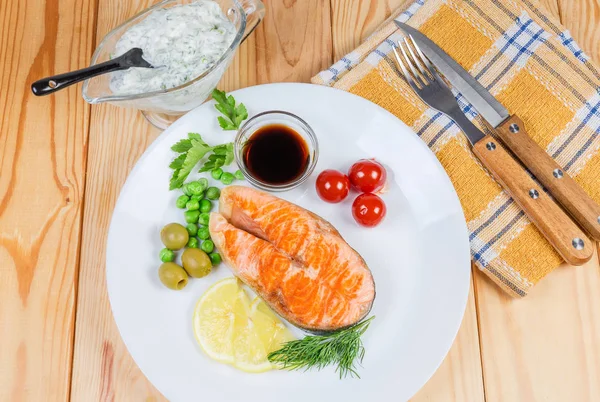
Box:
316 169 350 203
348 159 387 193
352 193 386 227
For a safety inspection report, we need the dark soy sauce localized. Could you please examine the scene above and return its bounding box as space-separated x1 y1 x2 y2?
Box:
243 124 309 185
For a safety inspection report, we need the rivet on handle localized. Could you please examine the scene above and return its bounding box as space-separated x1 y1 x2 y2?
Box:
486 142 497 151
529 189 539 199
597 216 600 224
49 80 58 89
509 123 520 133
572 238 585 250
552 168 564 179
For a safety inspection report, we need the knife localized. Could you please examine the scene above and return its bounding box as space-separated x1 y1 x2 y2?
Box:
396 20 600 242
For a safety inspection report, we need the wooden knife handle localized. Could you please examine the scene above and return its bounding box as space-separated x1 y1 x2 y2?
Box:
473 135 593 266
496 115 600 241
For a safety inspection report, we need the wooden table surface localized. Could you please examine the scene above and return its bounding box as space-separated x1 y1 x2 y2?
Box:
2 0 600 400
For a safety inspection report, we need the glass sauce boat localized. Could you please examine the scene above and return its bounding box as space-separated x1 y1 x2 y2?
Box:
82 0 265 129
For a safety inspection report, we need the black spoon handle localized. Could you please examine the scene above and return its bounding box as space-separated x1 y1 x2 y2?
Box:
31 48 150 96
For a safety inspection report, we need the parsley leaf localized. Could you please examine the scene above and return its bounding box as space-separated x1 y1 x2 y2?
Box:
169 153 187 170
171 139 193 153
212 89 249 130
168 132 235 190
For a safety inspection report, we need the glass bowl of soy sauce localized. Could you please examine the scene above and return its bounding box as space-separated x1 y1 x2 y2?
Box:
235 111 319 191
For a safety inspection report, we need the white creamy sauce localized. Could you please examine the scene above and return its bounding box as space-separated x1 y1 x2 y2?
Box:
110 0 236 95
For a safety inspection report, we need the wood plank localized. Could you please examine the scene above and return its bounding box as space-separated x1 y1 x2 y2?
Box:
475 252 600 401
0 0 96 400
329 1 486 400
69 1 332 400
558 0 600 63
330 0 409 60
411 275 485 402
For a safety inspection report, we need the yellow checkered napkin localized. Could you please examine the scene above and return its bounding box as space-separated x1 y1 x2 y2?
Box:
313 0 600 297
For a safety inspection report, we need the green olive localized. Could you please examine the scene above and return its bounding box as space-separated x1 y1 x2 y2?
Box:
160 223 189 250
181 248 212 278
158 262 189 290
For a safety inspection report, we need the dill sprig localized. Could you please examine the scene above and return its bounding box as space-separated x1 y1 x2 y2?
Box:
267 316 375 379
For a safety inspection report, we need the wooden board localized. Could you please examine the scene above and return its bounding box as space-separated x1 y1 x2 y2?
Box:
3 0 600 400
0 0 96 400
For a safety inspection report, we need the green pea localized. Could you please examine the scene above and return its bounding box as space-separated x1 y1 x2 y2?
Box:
206 187 220 200
198 212 210 226
197 226 210 240
187 237 199 248
211 168 223 180
199 199 212 213
186 223 198 236
197 178 209 192
220 172 234 185
176 195 189 209
159 248 175 263
182 183 193 196
184 210 200 223
191 192 204 201
234 170 244 180
187 181 203 196
186 199 200 211
209 252 221 265
201 239 214 253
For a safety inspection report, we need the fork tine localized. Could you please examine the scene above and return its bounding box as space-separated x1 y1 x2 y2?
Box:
398 40 427 87
407 35 440 81
393 45 419 90
403 37 433 83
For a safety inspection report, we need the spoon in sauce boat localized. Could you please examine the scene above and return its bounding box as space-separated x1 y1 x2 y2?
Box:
31 48 158 96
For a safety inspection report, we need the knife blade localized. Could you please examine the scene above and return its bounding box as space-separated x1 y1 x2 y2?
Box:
396 19 600 241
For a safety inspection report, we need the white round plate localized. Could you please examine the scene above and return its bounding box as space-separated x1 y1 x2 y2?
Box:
107 83 471 402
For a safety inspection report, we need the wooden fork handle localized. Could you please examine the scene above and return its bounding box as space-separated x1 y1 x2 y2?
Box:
473 135 593 266
496 115 600 241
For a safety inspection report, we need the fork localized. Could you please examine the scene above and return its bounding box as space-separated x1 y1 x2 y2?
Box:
393 36 592 265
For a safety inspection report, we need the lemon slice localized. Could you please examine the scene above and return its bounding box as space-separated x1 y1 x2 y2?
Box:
232 296 272 373
193 277 296 373
250 298 295 354
193 277 244 364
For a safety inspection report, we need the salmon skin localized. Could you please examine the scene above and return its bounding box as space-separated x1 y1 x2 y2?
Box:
209 186 375 332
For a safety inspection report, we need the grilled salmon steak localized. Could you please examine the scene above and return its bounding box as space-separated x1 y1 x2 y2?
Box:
209 186 375 332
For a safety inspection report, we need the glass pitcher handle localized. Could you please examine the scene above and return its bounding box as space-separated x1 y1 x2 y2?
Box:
239 0 265 42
